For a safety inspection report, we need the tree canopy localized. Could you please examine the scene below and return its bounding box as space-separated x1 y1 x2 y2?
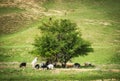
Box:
32 18 93 67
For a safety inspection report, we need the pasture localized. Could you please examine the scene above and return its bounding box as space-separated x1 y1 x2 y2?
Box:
0 7 25 15
0 0 120 80
0 62 120 81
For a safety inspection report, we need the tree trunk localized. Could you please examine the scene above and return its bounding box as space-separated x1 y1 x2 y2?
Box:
62 62 67 68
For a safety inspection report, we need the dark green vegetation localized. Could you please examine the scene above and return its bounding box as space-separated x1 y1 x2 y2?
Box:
0 0 120 80
33 19 93 67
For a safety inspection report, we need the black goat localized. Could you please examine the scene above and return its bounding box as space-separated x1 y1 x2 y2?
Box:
41 64 47 69
74 63 80 68
19 62 26 68
35 64 40 69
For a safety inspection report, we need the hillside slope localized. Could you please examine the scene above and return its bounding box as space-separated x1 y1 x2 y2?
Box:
0 0 45 35
0 0 120 64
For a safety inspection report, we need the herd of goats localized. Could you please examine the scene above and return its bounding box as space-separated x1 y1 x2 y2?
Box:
19 57 94 70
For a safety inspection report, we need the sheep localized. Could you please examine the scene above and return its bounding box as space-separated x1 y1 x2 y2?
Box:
31 57 38 68
54 62 61 68
66 63 74 68
65 63 80 68
19 62 26 68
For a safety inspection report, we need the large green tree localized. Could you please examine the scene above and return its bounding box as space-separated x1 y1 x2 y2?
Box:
33 18 93 67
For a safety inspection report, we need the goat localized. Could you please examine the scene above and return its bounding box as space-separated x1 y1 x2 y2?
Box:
84 62 92 66
40 63 54 70
40 63 47 69
47 64 54 70
31 57 38 68
74 63 80 68
19 62 26 68
35 64 40 69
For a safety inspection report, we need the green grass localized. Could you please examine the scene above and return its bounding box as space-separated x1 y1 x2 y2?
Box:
0 19 42 46
0 0 120 80
0 7 25 15
0 0 120 64
0 67 120 81
0 19 43 62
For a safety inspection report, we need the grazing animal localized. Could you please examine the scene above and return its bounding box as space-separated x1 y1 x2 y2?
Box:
61 63 74 68
31 57 38 68
40 63 47 69
47 64 54 70
40 63 54 70
19 62 26 68
54 62 61 68
84 62 92 66
35 64 40 69
74 63 80 68
66 63 74 68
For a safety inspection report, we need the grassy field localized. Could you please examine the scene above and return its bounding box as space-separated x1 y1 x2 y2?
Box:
0 7 25 15
0 69 119 81
0 0 119 64
0 63 120 81
0 0 120 80
42 0 120 64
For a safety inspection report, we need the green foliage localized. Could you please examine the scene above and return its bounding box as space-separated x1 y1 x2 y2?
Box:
33 18 93 66
34 34 59 58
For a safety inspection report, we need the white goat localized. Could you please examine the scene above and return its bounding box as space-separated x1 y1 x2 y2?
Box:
47 64 54 70
31 57 38 68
